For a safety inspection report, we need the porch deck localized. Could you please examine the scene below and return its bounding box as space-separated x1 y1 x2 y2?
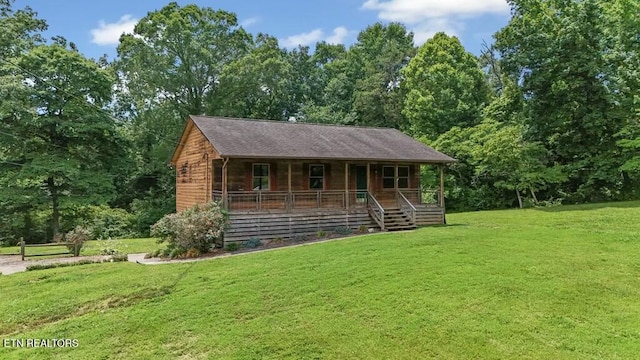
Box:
215 189 444 245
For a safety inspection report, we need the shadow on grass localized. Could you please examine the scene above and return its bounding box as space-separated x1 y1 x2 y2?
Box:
533 200 640 212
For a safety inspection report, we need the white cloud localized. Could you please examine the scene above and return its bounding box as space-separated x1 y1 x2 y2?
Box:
281 29 324 47
241 17 260 28
281 27 353 48
362 0 509 44
362 0 509 23
90 15 138 46
412 18 461 44
326 27 350 44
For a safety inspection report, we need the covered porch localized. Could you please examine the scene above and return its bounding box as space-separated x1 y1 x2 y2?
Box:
210 158 447 230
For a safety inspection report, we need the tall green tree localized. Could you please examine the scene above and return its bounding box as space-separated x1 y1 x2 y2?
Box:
350 23 415 128
0 0 48 243
605 0 640 196
114 3 253 231
215 34 292 120
300 23 415 127
116 2 252 118
297 42 353 124
0 42 125 240
403 32 490 139
495 0 625 202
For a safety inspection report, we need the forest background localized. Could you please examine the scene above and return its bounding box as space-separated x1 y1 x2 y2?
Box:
1 0 639 243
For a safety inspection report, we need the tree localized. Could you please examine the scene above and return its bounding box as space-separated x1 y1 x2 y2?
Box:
604 0 640 197
0 42 125 240
114 3 253 231
215 34 293 120
403 32 490 139
350 23 415 128
116 2 252 118
0 0 45 243
494 0 625 202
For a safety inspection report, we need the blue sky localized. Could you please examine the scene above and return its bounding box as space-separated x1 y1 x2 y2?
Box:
15 0 511 60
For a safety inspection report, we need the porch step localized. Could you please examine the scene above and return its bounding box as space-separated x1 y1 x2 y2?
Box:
383 207 416 231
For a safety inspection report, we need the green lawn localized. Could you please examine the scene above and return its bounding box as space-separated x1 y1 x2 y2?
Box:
0 238 163 258
1 202 640 359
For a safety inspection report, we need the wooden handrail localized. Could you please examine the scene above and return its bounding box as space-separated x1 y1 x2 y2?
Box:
397 190 417 224
367 192 385 231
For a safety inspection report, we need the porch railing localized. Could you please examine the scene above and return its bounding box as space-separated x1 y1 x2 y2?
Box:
213 190 376 212
348 190 369 209
399 188 441 206
291 190 346 210
397 191 416 224
367 192 385 231
212 190 223 203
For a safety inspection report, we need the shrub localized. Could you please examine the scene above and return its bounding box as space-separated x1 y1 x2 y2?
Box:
109 254 129 262
334 226 353 235
97 240 123 256
182 248 202 258
225 243 240 252
292 234 307 242
26 257 128 271
87 205 137 240
145 249 163 259
151 201 228 258
244 237 262 249
316 230 326 238
65 226 91 256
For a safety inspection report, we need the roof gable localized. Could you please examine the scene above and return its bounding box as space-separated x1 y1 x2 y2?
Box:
183 116 455 163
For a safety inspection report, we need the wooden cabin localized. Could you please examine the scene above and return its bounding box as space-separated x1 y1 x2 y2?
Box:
170 116 455 246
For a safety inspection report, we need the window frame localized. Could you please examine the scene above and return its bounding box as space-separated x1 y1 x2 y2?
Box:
382 166 395 189
309 164 325 190
397 166 410 189
252 163 270 191
382 165 410 189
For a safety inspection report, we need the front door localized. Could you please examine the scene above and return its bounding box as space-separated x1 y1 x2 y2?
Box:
355 165 367 203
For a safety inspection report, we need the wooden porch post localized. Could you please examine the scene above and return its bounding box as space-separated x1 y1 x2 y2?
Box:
395 164 399 191
366 163 371 193
222 158 229 209
287 161 292 212
210 159 215 201
439 164 445 209
345 162 349 209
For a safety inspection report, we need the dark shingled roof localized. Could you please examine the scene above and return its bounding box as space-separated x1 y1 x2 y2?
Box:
189 115 455 163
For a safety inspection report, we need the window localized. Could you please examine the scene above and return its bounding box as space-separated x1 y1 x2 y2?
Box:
309 165 324 189
252 164 270 190
382 166 395 189
382 166 410 189
398 166 409 189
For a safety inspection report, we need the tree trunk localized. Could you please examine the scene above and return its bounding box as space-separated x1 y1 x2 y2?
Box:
530 188 538 203
47 176 60 241
516 188 523 209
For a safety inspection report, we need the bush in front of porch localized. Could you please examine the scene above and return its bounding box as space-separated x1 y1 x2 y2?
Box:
151 201 228 258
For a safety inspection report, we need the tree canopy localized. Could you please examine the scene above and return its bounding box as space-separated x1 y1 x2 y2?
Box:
2 0 640 242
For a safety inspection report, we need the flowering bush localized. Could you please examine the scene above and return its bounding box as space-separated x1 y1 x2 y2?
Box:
151 201 228 258
65 226 91 256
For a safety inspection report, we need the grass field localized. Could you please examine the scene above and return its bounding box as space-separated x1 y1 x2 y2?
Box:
0 238 163 258
1 202 640 359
